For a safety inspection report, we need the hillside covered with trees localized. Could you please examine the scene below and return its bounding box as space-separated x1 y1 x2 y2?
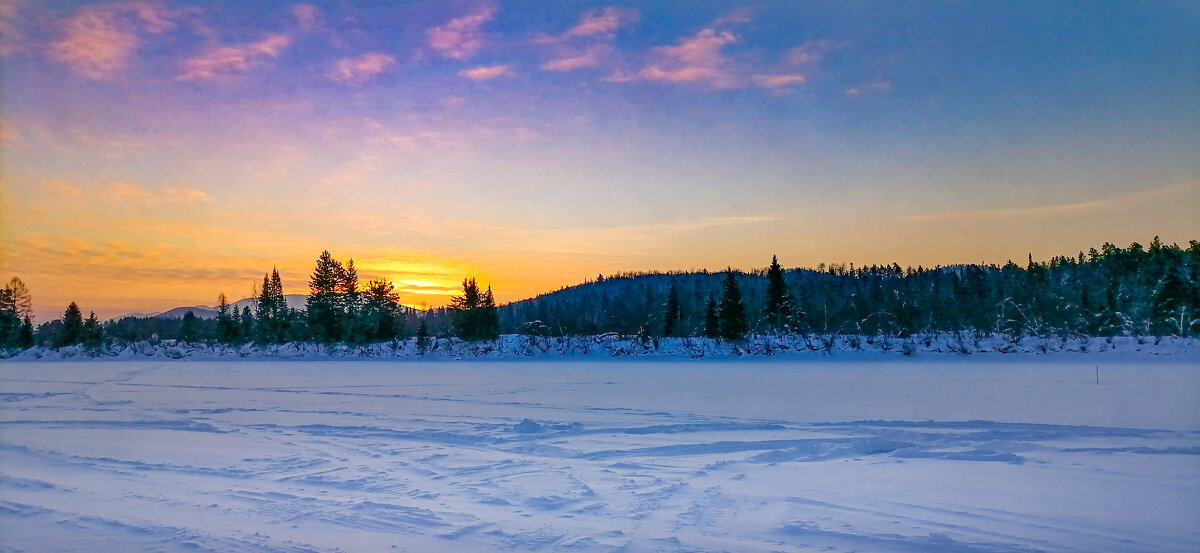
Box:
7 238 1197 352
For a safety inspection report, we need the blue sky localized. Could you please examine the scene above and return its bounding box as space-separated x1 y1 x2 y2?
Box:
2 0 1197 320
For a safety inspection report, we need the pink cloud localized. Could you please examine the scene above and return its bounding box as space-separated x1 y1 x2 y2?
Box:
291 4 320 32
541 44 609 72
328 52 396 84
565 7 638 39
637 29 740 89
753 74 805 88
426 5 495 60
177 34 292 82
48 2 174 80
458 64 513 80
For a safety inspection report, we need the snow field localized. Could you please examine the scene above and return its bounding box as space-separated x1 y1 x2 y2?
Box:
1 357 1198 552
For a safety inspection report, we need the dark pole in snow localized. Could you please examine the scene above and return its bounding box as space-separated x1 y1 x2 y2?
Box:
1095 365 1099 385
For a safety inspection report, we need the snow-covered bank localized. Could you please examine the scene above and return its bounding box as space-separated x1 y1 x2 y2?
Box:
1 359 1197 552
5 333 1197 361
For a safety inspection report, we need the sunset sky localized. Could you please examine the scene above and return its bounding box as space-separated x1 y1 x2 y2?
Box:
2 0 1198 323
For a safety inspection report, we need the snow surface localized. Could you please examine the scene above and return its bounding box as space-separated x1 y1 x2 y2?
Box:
10 334 1198 361
1 355 1198 552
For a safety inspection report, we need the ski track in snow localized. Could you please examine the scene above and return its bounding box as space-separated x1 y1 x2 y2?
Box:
1 359 1198 553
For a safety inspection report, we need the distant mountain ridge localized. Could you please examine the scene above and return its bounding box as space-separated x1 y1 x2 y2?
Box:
112 295 309 321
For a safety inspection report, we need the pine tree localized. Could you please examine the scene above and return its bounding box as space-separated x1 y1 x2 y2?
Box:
216 293 237 343
703 297 720 338
1152 268 1195 335
451 277 483 340
764 255 791 330
479 285 500 340
17 316 33 348
81 311 103 348
58 302 84 347
239 305 254 341
307 251 345 343
662 284 682 337
179 311 199 342
364 279 401 343
416 319 430 352
341 259 361 341
717 269 748 340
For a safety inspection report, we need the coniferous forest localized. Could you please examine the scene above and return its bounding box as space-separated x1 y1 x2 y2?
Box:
5 238 1198 351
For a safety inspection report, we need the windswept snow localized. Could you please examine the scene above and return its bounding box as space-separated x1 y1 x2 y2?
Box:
1 357 1198 552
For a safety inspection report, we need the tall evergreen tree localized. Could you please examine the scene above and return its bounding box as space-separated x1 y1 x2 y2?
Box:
717 269 748 340
764 255 791 329
450 278 498 341
179 311 200 342
479 285 500 340
58 302 84 347
662 284 682 337
307 250 345 343
363 279 402 342
17 316 34 348
81 311 103 347
703 297 720 338
216 293 238 343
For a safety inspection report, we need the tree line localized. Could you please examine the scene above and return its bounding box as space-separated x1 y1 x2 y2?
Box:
9 238 1198 351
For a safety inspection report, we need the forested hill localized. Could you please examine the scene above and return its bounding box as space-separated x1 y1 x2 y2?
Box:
496 239 1199 338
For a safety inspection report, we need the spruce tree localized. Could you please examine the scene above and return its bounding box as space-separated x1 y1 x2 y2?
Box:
216 293 237 343
717 269 748 340
451 277 483 339
662 284 682 337
416 319 430 352
58 302 84 347
479 285 500 340
81 311 103 347
703 297 720 338
364 279 401 343
308 251 345 343
179 311 199 342
341 259 361 341
764 255 791 329
17 316 33 348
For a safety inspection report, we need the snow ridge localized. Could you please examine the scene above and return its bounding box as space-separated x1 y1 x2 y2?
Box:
7 333 1195 361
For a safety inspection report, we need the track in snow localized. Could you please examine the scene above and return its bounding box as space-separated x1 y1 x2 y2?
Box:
1 359 1198 552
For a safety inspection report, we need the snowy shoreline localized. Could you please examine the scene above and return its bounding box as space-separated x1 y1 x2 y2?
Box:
5 333 1196 361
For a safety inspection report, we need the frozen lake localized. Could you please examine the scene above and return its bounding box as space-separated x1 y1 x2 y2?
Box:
2 357 1198 552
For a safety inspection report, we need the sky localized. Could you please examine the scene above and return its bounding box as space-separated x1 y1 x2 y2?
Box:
1 0 1198 323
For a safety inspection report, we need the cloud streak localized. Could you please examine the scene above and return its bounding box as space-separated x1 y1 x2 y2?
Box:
177 34 291 82
894 184 1193 223
458 64 513 80
426 5 495 60
328 52 396 84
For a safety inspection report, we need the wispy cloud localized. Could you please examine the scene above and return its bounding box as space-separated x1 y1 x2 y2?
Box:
290 3 320 32
562 7 638 40
49 1 176 80
541 44 609 72
894 184 1193 223
177 34 291 82
846 81 891 96
458 64 513 80
639 29 740 89
327 52 396 84
534 7 635 73
426 5 495 60
107 182 211 204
